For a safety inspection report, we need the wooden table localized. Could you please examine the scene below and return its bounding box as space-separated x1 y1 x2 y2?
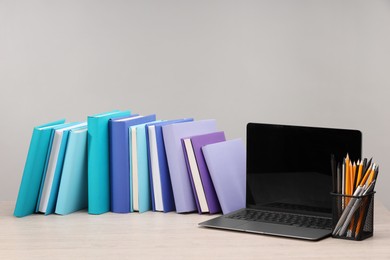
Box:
1 201 389 259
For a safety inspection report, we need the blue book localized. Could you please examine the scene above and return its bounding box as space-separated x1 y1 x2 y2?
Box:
146 118 193 212
14 119 66 217
55 126 89 215
109 114 156 213
39 122 87 214
162 119 218 213
88 110 131 215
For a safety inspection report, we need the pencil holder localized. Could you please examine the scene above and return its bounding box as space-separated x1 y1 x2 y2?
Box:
331 192 375 241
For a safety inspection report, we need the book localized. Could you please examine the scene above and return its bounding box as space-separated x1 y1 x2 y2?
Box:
146 119 193 212
109 114 156 213
55 126 88 215
129 126 138 212
182 131 225 214
87 110 131 215
162 119 218 213
35 122 81 213
14 119 66 217
202 139 246 215
129 121 161 213
182 139 208 213
38 122 87 214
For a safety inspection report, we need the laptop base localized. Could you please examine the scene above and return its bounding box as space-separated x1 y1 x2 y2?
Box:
199 209 332 241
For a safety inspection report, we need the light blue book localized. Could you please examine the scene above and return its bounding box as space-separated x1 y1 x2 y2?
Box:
88 110 131 214
42 122 88 215
55 126 88 215
35 122 82 213
14 119 66 217
130 121 161 213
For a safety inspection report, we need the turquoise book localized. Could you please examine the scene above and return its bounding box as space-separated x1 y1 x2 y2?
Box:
55 126 88 215
35 122 82 213
14 119 66 217
87 110 131 214
41 122 87 215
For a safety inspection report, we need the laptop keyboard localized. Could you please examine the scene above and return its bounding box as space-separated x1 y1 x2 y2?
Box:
227 209 332 230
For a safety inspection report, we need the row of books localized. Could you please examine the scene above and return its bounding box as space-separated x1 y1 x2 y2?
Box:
14 110 246 217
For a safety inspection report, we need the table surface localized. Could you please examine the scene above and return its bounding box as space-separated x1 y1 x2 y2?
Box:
1 201 389 260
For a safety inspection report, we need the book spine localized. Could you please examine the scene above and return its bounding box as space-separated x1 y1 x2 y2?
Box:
88 117 110 214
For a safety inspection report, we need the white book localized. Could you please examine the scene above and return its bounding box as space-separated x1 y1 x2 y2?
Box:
148 125 163 211
130 126 139 211
183 138 209 213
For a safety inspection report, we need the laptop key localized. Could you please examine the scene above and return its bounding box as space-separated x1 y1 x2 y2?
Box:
227 210 332 230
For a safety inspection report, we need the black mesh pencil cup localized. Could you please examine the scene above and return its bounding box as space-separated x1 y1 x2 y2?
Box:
331 191 375 241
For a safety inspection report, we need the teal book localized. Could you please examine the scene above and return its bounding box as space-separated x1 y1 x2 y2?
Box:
39 122 87 215
88 110 131 214
130 121 161 213
55 126 88 215
14 119 66 217
35 122 82 213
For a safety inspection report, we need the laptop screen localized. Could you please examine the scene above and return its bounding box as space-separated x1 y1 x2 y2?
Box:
246 123 362 216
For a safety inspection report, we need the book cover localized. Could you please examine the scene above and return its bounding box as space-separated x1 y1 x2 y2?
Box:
185 131 225 214
55 127 88 215
162 119 217 213
146 118 193 212
109 114 156 213
39 122 87 214
14 119 66 217
88 110 131 215
202 139 246 215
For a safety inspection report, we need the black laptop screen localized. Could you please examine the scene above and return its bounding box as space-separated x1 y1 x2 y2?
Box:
246 123 362 216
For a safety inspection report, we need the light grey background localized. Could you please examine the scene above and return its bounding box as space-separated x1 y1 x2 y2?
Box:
1 1 389 209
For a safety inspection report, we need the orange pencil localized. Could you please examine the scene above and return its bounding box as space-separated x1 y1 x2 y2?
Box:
359 165 372 187
351 162 356 193
345 155 350 196
366 165 376 186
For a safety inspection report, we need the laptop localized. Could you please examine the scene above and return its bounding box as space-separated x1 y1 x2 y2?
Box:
199 123 362 241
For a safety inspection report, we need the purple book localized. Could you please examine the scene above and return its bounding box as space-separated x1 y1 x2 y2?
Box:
188 132 225 214
202 139 246 215
162 119 218 213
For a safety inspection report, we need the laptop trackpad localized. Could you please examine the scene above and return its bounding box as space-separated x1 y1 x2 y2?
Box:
238 222 331 241
199 216 248 229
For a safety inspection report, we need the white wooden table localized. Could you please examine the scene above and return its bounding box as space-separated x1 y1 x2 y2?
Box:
1 201 389 259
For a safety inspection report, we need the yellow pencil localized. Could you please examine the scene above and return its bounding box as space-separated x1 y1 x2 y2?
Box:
356 160 363 189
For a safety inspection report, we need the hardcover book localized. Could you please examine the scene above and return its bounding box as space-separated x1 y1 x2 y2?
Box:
109 114 156 213
14 119 66 217
38 122 87 214
88 110 131 214
202 139 246 215
129 121 160 213
182 131 225 214
146 119 193 212
55 126 88 215
162 119 218 213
